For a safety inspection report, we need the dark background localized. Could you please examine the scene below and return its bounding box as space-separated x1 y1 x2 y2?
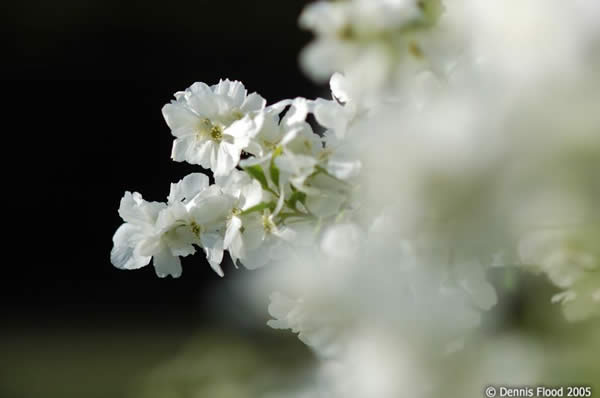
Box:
4 0 318 329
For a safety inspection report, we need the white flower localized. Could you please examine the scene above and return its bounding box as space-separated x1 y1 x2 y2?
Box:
274 134 322 190
110 189 190 278
162 174 235 276
244 98 315 158
236 192 297 269
551 274 600 322
239 108 285 159
162 79 266 176
320 223 363 261
519 227 600 320
111 192 166 273
215 169 265 265
518 229 598 289
453 260 498 311
267 292 344 358
111 174 235 278
241 98 324 193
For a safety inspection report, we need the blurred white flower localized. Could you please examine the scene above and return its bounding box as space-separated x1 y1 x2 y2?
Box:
299 0 444 88
520 227 600 320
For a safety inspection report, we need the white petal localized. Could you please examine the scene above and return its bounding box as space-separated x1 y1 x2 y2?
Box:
282 97 309 127
224 216 242 250
227 233 245 264
215 169 249 197
227 81 247 107
280 127 301 146
240 248 270 270
306 193 345 217
171 136 196 163
313 99 347 137
240 215 265 250
240 180 263 209
111 224 151 270
219 79 243 97
330 72 350 103
239 154 271 168
187 84 219 117
118 192 165 226
274 225 296 241
155 202 187 231
266 99 293 115
188 82 213 96
189 195 234 225
168 173 210 204
274 152 317 175
225 115 255 142
241 93 266 112
152 249 182 278
135 235 162 257
185 139 214 169
267 292 296 330
170 244 196 258
162 103 198 130
326 158 361 179
213 142 240 177
201 233 225 277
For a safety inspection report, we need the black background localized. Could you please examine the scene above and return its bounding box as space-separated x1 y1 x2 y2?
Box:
5 0 318 329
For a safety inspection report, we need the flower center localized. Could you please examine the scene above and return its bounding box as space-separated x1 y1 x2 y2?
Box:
210 125 224 141
196 118 224 142
262 214 276 234
190 221 202 237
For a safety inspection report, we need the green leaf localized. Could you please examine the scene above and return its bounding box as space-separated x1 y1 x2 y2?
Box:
270 160 280 188
286 191 307 209
269 146 283 188
244 164 269 190
240 201 275 216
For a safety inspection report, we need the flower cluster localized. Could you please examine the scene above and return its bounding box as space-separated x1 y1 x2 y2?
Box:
111 79 360 277
111 1 600 396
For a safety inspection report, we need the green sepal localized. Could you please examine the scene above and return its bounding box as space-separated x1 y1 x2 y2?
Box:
286 191 307 210
244 164 270 191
